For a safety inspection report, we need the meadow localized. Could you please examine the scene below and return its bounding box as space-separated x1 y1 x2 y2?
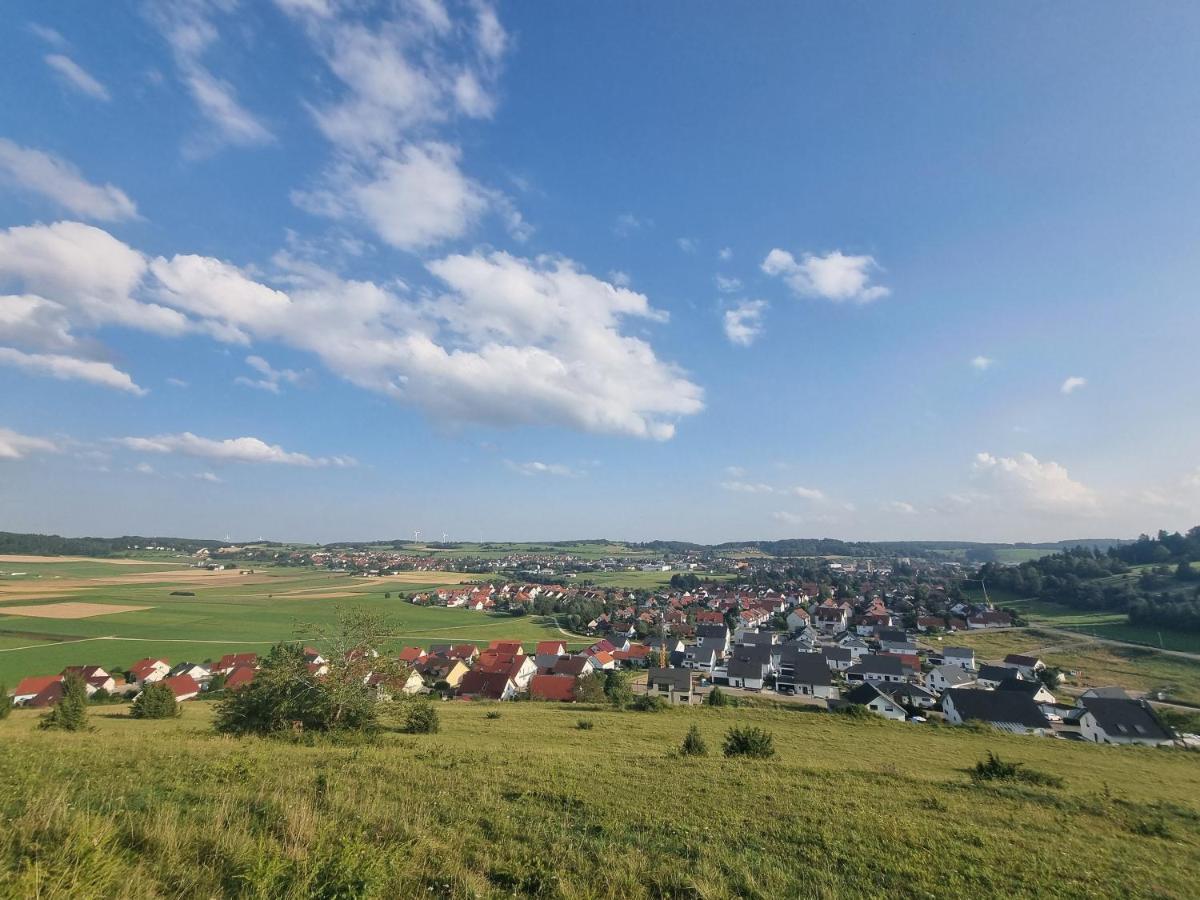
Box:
0 702 1197 898
0 561 585 684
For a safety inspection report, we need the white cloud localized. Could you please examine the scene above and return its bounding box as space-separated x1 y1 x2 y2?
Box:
134 462 156 475
971 355 994 371
973 451 1099 514
883 500 918 514
0 140 137 221
787 485 827 502
723 300 767 347
718 247 732 262
117 432 353 467
505 460 579 477
714 275 742 294
0 427 58 460
194 471 222 482
0 347 145 394
146 0 273 151
295 143 488 251
27 23 68 48
234 354 303 393
724 465 746 478
608 270 631 288
762 248 890 303
677 237 697 254
167 377 189 388
720 480 775 494
1061 376 1087 395
613 213 646 237
771 510 806 526
44 54 110 101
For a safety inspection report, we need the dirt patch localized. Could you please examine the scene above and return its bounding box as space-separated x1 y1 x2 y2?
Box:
0 602 152 619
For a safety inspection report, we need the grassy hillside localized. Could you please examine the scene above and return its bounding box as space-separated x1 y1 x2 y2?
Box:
0 702 1196 898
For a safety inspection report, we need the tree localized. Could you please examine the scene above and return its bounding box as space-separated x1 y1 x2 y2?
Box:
39 672 88 731
706 685 728 707
131 681 179 719
722 725 775 759
573 675 606 703
0 683 11 720
401 700 439 734
679 724 707 756
214 643 330 735
603 670 633 708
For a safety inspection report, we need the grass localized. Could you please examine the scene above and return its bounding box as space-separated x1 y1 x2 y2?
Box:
0 564 584 683
572 570 736 590
0 702 1197 897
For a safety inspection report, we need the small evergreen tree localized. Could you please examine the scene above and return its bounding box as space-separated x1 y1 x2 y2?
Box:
604 670 633 708
679 724 708 756
39 672 88 731
131 681 180 719
706 685 728 707
722 725 775 759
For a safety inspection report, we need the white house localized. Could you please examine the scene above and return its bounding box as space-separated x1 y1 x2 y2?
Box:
1077 697 1174 746
844 683 906 721
927 664 977 693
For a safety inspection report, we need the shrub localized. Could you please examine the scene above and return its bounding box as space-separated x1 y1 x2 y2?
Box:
575 718 594 730
215 643 344 736
0 683 11 720
722 725 775 759
630 694 666 712
572 675 607 704
604 671 633 708
485 710 502 720
834 703 873 720
39 672 88 732
706 686 728 707
131 681 180 719
679 724 708 756
971 752 1063 788
403 702 439 734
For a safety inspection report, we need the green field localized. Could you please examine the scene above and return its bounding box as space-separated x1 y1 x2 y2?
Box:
1 702 1197 897
0 565 586 683
573 570 736 590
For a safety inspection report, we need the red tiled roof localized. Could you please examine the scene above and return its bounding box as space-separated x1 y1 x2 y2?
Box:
14 674 62 697
162 675 200 699
529 674 578 702
224 666 256 690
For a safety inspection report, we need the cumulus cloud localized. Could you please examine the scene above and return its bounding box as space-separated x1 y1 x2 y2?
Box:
714 275 742 294
0 140 137 221
762 248 889 303
883 500 918 515
194 471 222 482
613 213 646 237
505 460 579 477
234 354 303 393
117 432 354 467
44 53 110 101
0 427 58 460
973 451 1099 514
723 300 768 347
1061 376 1087 395
0 347 146 395
720 480 775 494
721 480 826 501
971 355 994 371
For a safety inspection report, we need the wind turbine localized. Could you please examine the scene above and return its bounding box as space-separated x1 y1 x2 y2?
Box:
413 529 421 544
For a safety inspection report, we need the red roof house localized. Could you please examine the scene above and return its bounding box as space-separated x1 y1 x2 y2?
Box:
529 674 579 702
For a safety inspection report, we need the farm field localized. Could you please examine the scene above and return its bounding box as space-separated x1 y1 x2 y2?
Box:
926 628 1200 706
1 702 1197 898
0 561 582 684
574 570 736 590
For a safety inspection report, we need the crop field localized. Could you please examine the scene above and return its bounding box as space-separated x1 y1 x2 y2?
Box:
1 702 1197 898
0 561 584 683
574 570 737 590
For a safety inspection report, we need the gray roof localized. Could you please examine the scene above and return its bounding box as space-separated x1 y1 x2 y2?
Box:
779 653 832 687
845 682 890 706
978 664 1018 683
822 646 852 663
647 667 691 692
877 629 909 644
738 631 776 647
944 647 974 657
849 654 904 676
933 665 975 687
945 688 1049 729
997 678 1050 697
878 682 936 702
1079 697 1173 742
727 656 767 679
696 624 729 640
732 644 772 665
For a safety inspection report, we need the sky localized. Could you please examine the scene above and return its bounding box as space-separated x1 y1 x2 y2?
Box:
1 1 1198 545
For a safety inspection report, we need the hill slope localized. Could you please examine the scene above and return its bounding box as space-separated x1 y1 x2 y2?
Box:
1 702 1197 898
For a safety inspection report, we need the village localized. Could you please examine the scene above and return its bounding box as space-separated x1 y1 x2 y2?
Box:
7 575 1184 748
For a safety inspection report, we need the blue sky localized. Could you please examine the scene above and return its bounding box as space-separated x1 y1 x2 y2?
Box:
1 1 1198 544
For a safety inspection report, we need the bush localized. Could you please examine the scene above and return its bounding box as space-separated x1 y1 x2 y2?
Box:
39 672 88 732
604 671 633 708
485 710 502 720
834 703 873 720
679 724 708 756
971 752 1063 788
131 681 180 719
630 694 666 712
573 675 607 704
722 725 775 759
575 718 594 730
403 702 439 734
0 683 11 720
706 686 728 707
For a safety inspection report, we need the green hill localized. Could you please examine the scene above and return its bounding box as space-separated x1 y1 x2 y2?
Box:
1 702 1197 898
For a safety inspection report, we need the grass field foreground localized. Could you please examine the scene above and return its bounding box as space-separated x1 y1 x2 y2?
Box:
0 702 1197 898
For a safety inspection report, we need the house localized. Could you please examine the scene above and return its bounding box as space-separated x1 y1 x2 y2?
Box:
614 644 652 668
168 662 211 683
130 658 171 686
416 656 470 689
1077 697 1174 746
822 646 854 672
63 665 117 695
26 681 66 708
695 624 731 653
683 643 720 672
813 606 849 634
878 682 938 709
12 674 62 706
550 655 595 679
968 611 1013 629
777 649 837 700
646 667 694 704
843 683 906 721
927 664 977 693
535 640 567 658
725 653 768 691
457 670 517 701
876 630 916 654
160 675 201 702
224 666 256 690
996 677 1056 705
1080 686 1131 700
786 608 811 632
837 635 871 659
976 664 1020 689
211 654 257 676
1002 654 1045 679
942 647 976 671
397 646 428 667
942 688 1050 735
475 652 538 690
529 674 579 702
587 649 617 671
845 654 906 685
